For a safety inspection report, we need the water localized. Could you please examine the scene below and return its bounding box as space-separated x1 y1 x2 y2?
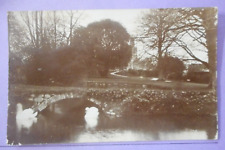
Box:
7 99 217 145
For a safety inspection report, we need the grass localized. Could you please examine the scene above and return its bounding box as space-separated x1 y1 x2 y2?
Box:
9 76 216 116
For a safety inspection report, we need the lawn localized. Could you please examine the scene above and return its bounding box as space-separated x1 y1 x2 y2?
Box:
9 77 217 116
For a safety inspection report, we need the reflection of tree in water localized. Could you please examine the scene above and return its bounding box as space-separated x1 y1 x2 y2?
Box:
173 115 217 139
97 114 217 140
7 92 34 145
8 101 217 144
18 98 103 144
7 87 217 144
7 89 217 144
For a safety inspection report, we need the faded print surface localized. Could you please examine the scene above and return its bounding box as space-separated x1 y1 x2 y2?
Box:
7 7 218 145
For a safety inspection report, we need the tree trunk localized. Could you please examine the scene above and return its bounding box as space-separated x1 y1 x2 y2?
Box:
157 54 165 81
35 11 39 49
53 11 57 50
206 27 217 89
203 9 217 89
156 15 165 81
69 11 73 46
40 11 43 48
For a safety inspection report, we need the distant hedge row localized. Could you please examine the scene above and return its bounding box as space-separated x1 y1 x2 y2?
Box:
116 69 210 83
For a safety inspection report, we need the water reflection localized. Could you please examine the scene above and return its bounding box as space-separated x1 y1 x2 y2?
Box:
8 98 217 145
16 103 38 133
158 130 207 140
84 107 99 129
74 129 207 143
74 130 155 142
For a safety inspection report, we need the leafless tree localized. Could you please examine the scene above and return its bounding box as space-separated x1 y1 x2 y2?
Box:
20 11 45 49
173 8 217 88
138 8 189 80
138 8 217 88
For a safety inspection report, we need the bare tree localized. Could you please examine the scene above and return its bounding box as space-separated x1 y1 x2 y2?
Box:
173 8 217 88
8 12 28 53
138 8 188 80
65 10 83 46
139 8 217 88
45 11 60 50
20 11 45 49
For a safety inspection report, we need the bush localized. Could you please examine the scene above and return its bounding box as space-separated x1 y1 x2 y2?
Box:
24 47 87 86
161 56 185 80
185 71 210 83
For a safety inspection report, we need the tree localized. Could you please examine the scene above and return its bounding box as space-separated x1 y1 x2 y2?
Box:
202 8 217 88
73 19 132 77
8 12 28 53
8 12 31 84
173 8 217 88
52 47 87 85
8 10 85 85
139 8 217 88
138 8 187 80
20 11 45 49
24 47 87 85
71 27 100 77
66 11 83 46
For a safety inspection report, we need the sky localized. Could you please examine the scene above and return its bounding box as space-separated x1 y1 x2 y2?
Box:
78 9 208 63
13 9 209 63
78 9 144 36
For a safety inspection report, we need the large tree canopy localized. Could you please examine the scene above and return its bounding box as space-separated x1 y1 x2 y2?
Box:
16 19 133 85
73 19 132 77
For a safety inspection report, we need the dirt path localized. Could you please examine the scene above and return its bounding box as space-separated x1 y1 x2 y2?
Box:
86 78 209 90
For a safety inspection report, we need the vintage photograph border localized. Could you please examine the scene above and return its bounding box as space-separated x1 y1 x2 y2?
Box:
0 0 224 149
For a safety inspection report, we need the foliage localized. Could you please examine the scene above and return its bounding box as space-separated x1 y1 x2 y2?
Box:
138 7 217 86
9 52 26 84
24 47 87 85
10 19 132 85
8 12 28 53
160 55 185 80
185 64 210 83
74 19 132 77
185 72 210 83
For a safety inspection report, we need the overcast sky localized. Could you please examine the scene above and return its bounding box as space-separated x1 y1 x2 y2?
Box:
78 9 208 63
13 9 208 63
78 9 143 36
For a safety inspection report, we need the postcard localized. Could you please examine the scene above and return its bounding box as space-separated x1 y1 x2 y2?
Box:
7 7 218 145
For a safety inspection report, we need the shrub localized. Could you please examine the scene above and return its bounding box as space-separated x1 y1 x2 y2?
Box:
161 56 185 80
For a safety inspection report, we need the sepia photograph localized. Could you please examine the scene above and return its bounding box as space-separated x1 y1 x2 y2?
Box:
7 7 218 145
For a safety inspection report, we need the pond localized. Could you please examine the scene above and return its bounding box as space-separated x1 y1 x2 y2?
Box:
7 98 217 145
